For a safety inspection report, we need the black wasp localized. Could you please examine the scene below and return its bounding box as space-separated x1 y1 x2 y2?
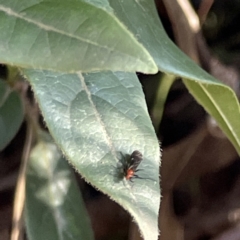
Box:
123 150 143 181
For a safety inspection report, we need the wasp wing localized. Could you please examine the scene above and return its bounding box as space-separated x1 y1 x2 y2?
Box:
129 150 143 170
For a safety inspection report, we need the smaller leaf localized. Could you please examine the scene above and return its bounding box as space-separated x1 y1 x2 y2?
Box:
0 80 24 150
183 80 240 153
25 132 94 240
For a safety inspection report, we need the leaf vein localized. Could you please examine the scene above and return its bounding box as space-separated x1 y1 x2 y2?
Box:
0 5 117 52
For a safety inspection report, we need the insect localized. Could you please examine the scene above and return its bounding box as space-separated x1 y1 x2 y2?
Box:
123 150 143 181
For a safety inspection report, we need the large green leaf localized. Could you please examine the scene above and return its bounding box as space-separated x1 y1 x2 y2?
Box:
0 80 24 150
25 132 94 240
0 0 157 73
24 69 161 240
110 0 240 154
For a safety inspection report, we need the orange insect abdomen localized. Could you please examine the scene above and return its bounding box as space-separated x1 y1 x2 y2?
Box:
125 169 134 180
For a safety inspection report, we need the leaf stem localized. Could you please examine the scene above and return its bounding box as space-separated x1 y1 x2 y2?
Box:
10 117 33 240
152 74 175 132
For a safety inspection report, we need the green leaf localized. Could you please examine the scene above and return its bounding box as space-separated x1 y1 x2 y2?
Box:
183 80 240 151
0 80 24 150
0 0 157 73
24 69 160 240
110 0 240 155
25 132 94 240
